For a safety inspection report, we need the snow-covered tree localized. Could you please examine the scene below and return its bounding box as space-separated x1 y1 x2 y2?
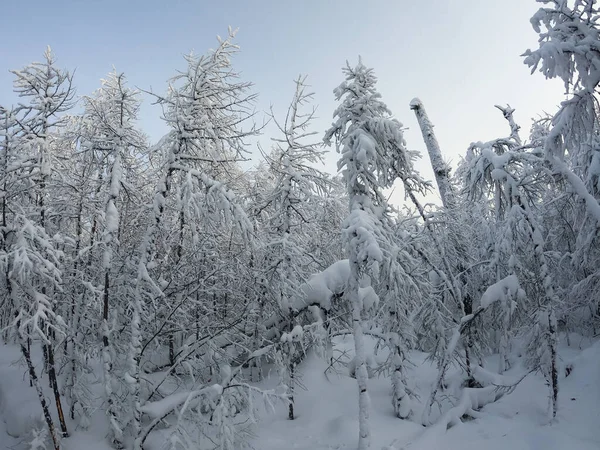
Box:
460 105 560 418
2 47 76 445
262 75 329 419
524 0 600 336
127 30 258 450
324 58 424 447
78 70 147 447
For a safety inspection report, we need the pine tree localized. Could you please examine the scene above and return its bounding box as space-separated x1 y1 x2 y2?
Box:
324 58 423 448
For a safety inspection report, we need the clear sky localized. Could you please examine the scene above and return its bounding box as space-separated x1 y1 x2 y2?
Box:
0 0 565 205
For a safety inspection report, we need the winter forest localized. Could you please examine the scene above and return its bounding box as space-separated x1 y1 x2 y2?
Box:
1 1 600 449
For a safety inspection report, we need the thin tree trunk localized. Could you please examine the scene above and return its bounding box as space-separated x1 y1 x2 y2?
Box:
42 339 49 379
463 292 475 386
130 293 143 450
103 270 123 447
288 357 295 420
20 334 61 450
169 335 175 366
47 344 69 437
514 189 559 418
1 126 9 343
548 308 559 418
87 168 104 268
351 283 371 450
69 292 81 420
286 318 296 420
27 326 32 386
68 194 84 420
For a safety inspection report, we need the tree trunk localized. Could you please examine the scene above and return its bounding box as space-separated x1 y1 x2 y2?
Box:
548 308 559 418
20 335 61 450
348 269 371 450
47 344 69 437
352 296 371 450
288 357 295 420
102 270 123 447
286 318 296 420
68 197 84 420
462 292 476 386
169 334 175 366
68 293 80 420
410 98 455 209
410 101 477 383
391 345 411 419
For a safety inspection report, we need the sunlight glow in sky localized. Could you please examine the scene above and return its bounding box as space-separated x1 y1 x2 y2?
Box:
0 0 565 206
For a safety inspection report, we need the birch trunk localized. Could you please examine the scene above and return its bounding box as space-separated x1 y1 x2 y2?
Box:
410 98 455 209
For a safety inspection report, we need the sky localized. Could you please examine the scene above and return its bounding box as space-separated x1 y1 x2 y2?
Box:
0 0 566 206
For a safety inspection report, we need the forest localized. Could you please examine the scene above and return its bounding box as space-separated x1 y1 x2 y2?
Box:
1 1 599 449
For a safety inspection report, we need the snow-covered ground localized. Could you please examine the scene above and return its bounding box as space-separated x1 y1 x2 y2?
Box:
0 344 114 450
251 334 600 450
1 335 599 449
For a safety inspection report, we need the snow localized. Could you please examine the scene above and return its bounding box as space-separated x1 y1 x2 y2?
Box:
294 259 350 310
355 131 377 165
0 346 45 440
140 384 224 423
359 285 379 311
409 97 423 109
291 325 304 340
141 391 195 419
3 12 600 450
409 346 600 450
346 209 384 264
549 156 600 224
105 200 119 234
281 325 304 343
1 336 600 449
109 154 122 197
250 335 600 450
480 274 520 308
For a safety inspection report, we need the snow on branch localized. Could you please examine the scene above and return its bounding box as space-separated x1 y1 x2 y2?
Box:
480 274 520 309
292 259 350 311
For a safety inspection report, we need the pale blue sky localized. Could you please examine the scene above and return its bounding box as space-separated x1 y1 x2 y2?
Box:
0 0 565 204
